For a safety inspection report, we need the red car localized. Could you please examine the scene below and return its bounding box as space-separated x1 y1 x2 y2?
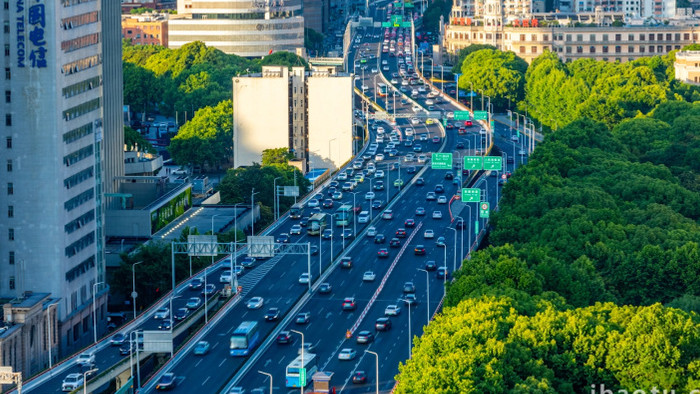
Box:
352 371 367 384
377 248 390 258
342 297 357 310
464 120 473 127
446 123 454 129
396 228 407 237
414 245 426 255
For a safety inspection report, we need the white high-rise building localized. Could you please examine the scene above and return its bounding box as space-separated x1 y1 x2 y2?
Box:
1 0 123 357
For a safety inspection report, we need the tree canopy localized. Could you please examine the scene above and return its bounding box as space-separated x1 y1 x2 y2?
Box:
457 49 528 110
124 126 155 154
421 0 451 34
168 100 233 169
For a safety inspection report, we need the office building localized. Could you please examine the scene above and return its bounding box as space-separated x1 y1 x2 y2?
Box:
122 13 170 46
304 0 330 33
0 0 123 363
675 50 700 85
169 0 305 57
233 66 353 170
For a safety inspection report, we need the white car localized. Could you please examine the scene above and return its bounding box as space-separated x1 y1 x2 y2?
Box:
371 68 378 73
511 135 519 141
437 196 447 204
246 297 264 309
377 126 385 134
290 224 302 235
172 168 187 176
382 60 388 65
62 373 84 392
417 154 428 163
365 192 375 200
411 118 420 125
367 226 377 237
299 273 310 284
219 270 232 283
385 305 401 316
375 153 385 161
412 105 421 113
432 211 443 219
391 78 399 84
363 271 376 281
154 307 170 320
425 99 434 105
447 112 454 119
424 229 435 239
308 199 320 208
338 348 357 360
375 170 385 178
404 127 414 136
76 351 95 367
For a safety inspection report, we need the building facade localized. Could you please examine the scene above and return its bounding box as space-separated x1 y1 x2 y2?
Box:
1 0 122 360
122 13 169 46
303 0 330 33
444 23 698 63
675 50 700 85
233 66 353 170
169 0 305 57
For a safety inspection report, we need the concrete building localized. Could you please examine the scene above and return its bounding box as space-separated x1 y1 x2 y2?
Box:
0 0 123 361
169 0 305 57
121 1 177 13
444 22 698 63
122 13 170 46
233 66 353 171
675 50 700 85
304 0 331 33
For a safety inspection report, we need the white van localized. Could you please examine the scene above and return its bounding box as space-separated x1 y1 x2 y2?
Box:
357 211 370 223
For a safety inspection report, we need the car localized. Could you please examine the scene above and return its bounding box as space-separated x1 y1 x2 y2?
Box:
295 312 311 324
299 217 309 227
393 179 404 187
511 134 519 141
193 341 210 355
417 154 428 163
241 256 256 268
219 270 232 283
119 342 133 356
202 284 216 296
342 182 354 192
377 248 390 258
341 229 353 239
342 297 357 310
426 192 437 201
385 304 401 316
437 267 450 279
356 330 374 344
322 199 334 209
189 278 204 290
307 199 320 208
264 307 280 321
371 200 383 209
424 229 435 239
445 171 454 180
404 293 418 305
436 236 446 246
321 229 333 239
110 333 127 346
338 348 357 360
434 184 445 193
298 273 310 284
352 371 368 384
437 196 447 204
414 245 426 255
374 233 386 243
341 256 353 268
174 308 189 321
375 317 392 331
156 373 177 391
390 237 401 247
363 271 376 281
375 153 385 161
432 211 443 219
186 297 202 309
331 191 343 200
319 282 332 294
154 307 170 320
158 320 172 330
277 331 292 344
456 142 465 149
396 228 407 237
246 297 264 309
298 342 317 355
290 224 302 235
412 145 423 153
373 181 384 191
415 207 426 216
365 191 375 200
425 260 438 271
404 218 416 227
432 136 441 143
403 282 416 293
382 210 393 220
406 166 416 174
62 373 84 392
375 170 385 178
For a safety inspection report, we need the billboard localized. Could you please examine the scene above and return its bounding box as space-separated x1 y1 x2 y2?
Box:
150 187 192 234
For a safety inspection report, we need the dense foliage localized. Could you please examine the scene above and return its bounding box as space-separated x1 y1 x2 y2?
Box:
421 0 451 34
457 49 528 110
124 126 155 154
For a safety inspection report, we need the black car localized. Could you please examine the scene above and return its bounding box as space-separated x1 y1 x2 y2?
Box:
277 331 291 344
395 228 407 237
241 256 256 268
377 248 389 258
415 177 425 186
434 184 445 193
119 342 132 356
356 330 374 344
322 199 334 209
371 200 383 209
425 260 437 271
352 371 368 384
322 229 333 239
437 267 450 279
189 278 204 290
414 245 426 255
299 217 309 227
264 307 280 322
310 245 319 255
341 257 353 268
406 166 416 174
456 142 465 149
374 181 384 191
445 171 454 180
156 373 177 391
158 320 172 330
389 237 401 247
319 282 332 294
403 281 416 293
404 218 415 227
173 308 189 321
375 317 392 331
276 233 290 243
374 234 386 243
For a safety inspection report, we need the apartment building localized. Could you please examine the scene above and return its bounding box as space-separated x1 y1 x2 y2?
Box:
122 13 169 46
675 50 700 85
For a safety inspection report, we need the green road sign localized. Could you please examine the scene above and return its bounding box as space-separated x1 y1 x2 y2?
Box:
473 111 488 121
490 120 495 129
454 111 470 121
381 22 391 27
401 21 412 27
404 2 414 7
442 118 447 127
431 153 452 170
300 368 306 384
474 220 479 235
483 156 502 171
464 156 483 170
479 202 490 218
461 188 480 203
391 15 403 26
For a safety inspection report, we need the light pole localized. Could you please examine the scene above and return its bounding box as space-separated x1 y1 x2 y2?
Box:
92 281 104 344
365 350 379 394
469 81 474 111
373 74 379 103
131 261 143 321
448 227 457 272
369 177 374 220
272 177 281 221
83 368 98 394
455 215 465 266
258 370 273 394
454 73 461 103
251 189 260 235
417 269 430 324
232 203 245 295
443 245 447 296
131 330 142 390
401 298 413 359
290 329 304 394
350 191 360 237
47 302 56 369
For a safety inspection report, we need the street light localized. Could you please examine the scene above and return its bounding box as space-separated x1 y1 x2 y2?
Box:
83 368 98 394
92 281 104 344
251 189 260 235
290 329 304 394
417 269 430 324
131 330 142 390
455 215 465 267
272 177 281 221
47 302 57 369
258 370 273 394
401 298 413 359
350 191 361 236
364 350 379 394
131 261 143 321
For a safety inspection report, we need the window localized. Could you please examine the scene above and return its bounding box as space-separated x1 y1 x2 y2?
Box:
3 21 8 34
649 46 655 53
531 34 536 41
590 34 596 41
9 251 14 265
615 46 621 53
590 46 596 53
531 46 537 54
649 35 654 42
640 46 645 53
5 137 11 148
628 34 634 41
615 34 621 41
4 91 9 103
5 114 11 126
7 182 13 195
6 160 11 172
9 228 14 241
4 68 9 80
603 46 609 53
576 34 583 42
602 34 609 41
566 46 572 54
520 46 525 53
4 44 9 57
9 276 15 290
82 317 89 333
628 46 634 53
577 46 583 53
8 205 13 218
640 34 645 41
543 34 549 41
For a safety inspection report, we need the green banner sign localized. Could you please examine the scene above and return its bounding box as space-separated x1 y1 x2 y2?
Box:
431 153 452 170
381 22 391 27
151 187 192 234
401 21 412 27
479 202 490 218
473 111 488 121
454 111 470 121
464 156 483 170
490 120 495 129
461 188 481 203
483 156 502 171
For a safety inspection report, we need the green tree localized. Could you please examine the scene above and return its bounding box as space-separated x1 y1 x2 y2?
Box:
451 44 497 73
421 0 451 34
123 62 162 114
168 100 233 169
256 51 309 69
261 148 294 166
124 126 156 154
458 49 528 110
304 28 324 54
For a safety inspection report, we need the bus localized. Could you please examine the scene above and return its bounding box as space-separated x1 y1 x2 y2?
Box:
289 203 304 219
307 213 329 235
377 83 388 97
285 353 318 388
230 321 260 356
334 204 354 227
